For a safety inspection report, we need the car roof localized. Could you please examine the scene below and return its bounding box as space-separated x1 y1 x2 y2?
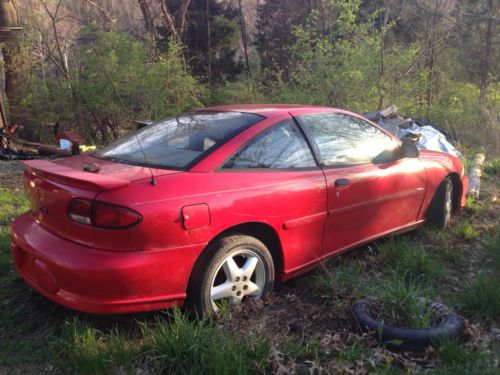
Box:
203 104 334 117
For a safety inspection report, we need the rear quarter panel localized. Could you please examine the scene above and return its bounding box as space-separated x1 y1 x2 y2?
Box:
97 170 327 272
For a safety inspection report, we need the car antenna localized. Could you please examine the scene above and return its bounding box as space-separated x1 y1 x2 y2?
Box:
134 133 156 186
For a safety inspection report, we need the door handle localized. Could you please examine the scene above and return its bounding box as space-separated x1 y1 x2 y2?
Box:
334 178 351 188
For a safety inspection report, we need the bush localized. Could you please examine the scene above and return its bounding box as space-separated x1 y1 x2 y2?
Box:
19 27 205 144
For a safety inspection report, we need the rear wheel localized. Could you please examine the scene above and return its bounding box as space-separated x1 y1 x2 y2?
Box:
187 235 275 316
427 177 453 229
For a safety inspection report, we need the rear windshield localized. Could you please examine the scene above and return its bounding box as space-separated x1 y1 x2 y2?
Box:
94 111 264 169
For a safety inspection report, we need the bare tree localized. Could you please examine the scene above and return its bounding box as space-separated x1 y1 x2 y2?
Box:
159 0 191 44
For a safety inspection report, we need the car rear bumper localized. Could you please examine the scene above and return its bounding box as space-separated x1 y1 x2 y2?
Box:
11 213 206 314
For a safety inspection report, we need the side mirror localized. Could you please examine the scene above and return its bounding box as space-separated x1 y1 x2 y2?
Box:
398 142 420 159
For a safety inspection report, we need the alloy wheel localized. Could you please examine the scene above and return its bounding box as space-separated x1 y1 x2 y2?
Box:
210 249 266 311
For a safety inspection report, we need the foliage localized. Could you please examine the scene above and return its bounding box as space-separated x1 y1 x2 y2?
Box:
19 26 204 144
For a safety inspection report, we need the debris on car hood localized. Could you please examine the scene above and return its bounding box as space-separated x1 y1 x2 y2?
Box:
364 105 461 158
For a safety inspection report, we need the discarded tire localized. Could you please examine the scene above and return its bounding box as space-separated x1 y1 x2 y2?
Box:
352 298 462 351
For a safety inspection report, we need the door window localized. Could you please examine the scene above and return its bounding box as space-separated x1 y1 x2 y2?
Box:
222 119 316 169
299 113 396 166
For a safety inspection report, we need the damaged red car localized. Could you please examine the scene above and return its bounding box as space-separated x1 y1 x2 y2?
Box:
11 105 468 315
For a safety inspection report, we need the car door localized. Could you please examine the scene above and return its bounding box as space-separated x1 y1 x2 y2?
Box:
294 111 427 255
218 118 328 275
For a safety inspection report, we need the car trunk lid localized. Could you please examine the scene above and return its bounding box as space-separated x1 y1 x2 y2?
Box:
22 156 181 248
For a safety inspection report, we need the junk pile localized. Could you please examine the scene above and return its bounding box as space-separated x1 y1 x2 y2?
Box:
364 105 461 158
0 93 95 160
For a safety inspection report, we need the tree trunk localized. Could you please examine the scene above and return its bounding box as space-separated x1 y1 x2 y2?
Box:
479 0 493 103
138 0 156 59
0 0 22 125
238 0 251 78
425 0 440 120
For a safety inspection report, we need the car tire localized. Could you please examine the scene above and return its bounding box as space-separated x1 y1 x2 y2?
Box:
427 177 453 229
352 298 462 351
187 234 275 316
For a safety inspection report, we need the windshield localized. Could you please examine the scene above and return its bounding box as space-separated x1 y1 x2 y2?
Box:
95 111 264 169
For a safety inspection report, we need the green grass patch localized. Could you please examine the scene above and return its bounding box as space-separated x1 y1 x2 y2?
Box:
371 274 433 329
464 196 486 216
459 272 500 321
311 260 364 295
67 309 270 374
440 247 465 267
455 221 479 240
378 238 440 280
433 338 499 375
0 188 29 225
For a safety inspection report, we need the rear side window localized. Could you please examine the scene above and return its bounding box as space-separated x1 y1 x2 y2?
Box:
222 119 316 169
299 113 396 166
95 111 263 169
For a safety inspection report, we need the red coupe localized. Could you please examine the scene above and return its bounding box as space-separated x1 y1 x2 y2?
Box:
11 105 468 315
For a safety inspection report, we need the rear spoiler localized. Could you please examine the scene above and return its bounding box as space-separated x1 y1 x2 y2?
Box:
23 160 130 191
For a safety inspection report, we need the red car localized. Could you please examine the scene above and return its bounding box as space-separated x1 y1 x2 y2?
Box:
11 105 468 315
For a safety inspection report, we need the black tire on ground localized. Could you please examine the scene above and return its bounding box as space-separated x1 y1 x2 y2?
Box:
186 234 275 317
426 177 453 229
352 299 462 351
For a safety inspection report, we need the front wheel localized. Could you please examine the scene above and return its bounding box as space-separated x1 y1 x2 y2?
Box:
427 177 453 229
187 235 275 316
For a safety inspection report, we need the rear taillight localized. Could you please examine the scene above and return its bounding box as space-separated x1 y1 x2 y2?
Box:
68 199 142 229
68 199 92 225
93 201 142 228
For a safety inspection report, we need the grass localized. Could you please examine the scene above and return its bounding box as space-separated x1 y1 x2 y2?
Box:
484 232 500 271
455 220 479 240
459 272 500 322
434 339 499 375
0 188 30 225
67 310 270 374
1 168 499 374
311 260 364 295
378 238 440 281
371 273 433 329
